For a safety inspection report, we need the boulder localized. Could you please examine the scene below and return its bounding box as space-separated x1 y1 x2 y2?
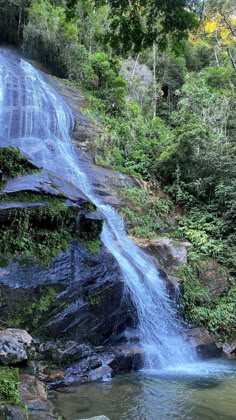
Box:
222 339 236 358
136 237 191 270
79 417 110 420
61 345 143 387
20 374 56 419
38 341 143 387
0 404 26 419
185 327 222 358
0 329 33 365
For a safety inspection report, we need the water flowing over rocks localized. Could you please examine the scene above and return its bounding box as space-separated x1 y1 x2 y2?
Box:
0 47 197 372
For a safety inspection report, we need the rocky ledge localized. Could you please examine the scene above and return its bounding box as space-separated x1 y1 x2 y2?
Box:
0 329 143 419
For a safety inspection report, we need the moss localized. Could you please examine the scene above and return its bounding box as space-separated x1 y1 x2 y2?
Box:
0 200 77 266
0 147 38 178
6 286 61 332
0 368 20 405
88 291 104 306
0 192 64 203
81 238 100 254
0 259 8 268
83 203 97 212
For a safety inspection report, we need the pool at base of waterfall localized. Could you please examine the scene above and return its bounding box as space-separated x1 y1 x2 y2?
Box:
51 359 236 420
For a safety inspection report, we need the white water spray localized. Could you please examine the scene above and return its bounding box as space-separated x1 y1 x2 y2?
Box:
0 49 196 368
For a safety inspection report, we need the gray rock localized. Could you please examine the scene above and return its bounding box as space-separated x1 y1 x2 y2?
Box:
0 243 136 344
0 404 26 419
0 329 33 365
78 417 110 420
222 340 236 357
185 327 222 358
20 374 56 419
61 345 143 387
2 170 88 203
139 237 191 268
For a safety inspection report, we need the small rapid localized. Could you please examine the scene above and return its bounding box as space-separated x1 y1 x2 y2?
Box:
0 49 196 369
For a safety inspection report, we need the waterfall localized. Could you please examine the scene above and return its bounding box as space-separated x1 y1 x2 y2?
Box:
0 49 196 369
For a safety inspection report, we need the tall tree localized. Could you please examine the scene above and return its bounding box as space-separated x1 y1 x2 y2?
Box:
94 0 199 54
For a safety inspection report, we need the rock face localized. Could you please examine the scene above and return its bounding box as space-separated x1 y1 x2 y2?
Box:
136 237 191 270
2 170 88 203
185 327 222 358
0 329 33 365
0 243 135 344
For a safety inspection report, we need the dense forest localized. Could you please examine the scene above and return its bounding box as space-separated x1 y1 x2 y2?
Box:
0 0 236 339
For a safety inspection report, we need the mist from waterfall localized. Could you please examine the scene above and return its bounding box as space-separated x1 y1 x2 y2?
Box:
0 49 197 369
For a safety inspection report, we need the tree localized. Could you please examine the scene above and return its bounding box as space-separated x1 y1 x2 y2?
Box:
202 0 236 69
94 0 199 54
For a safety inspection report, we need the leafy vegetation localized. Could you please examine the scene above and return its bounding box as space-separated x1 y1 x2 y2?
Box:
0 368 20 405
0 199 76 265
119 187 173 239
0 0 236 340
0 147 38 179
180 262 236 340
6 286 60 331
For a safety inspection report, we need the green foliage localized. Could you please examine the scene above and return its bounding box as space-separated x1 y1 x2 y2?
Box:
0 200 76 265
87 53 126 113
0 368 20 405
8 286 58 330
182 266 236 339
119 187 173 238
0 147 38 178
81 238 100 254
94 0 198 54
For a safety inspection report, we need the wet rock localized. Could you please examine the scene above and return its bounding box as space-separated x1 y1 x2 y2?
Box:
135 237 191 270
0 243 135 344
198 259 230 298
19 374 56 419
0 404 26 419
185 328 222 358
39 341 93 366
2 170 88 204
222 339 236 358
79 417 110 420
0 329 33 365
61 345 143 386
107 346 143 374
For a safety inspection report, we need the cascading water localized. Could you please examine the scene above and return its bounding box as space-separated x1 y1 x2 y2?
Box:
0 49 196 369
